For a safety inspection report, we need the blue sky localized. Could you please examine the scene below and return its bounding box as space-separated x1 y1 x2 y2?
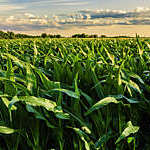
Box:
0 0 150 36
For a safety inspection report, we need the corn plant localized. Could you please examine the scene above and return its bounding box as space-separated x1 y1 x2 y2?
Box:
0 38 150 150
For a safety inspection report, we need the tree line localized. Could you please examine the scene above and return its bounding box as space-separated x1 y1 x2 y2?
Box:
0 31 63 39
0 30 131 39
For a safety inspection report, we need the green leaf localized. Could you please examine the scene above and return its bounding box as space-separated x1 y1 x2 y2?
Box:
81 126 91 134
85 97 119 116
122 79 142 95
0 126 16 134
91 68 104 99
34 68 60 90
128 80 141 94
54 106 70 120
1 97 17 110
127 137 134 144
128 72 144 84
26 64 36 95
9 96 56 112
52 89 79 99
0 77 30 95
65 109 91 131
2 53 25 68
26 105 56 128
103 45 115 65
80 90 94 106
115 121 139 144
69 127 90 150
95 131 112 148
123 96 139 104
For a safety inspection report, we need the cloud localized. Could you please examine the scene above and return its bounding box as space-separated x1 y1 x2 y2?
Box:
79 7 150 19
0 13 62 31
1 7 150 33
61 7 150 26
24 13 36 19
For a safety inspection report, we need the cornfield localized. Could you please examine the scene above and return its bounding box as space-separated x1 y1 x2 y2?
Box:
0 38 150 150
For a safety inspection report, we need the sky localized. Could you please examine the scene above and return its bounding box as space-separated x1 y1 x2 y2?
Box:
0 0 150 36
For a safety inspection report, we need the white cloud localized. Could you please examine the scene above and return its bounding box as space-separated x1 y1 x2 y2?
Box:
1 7 150 32
134 7 150 13
79 7 150 19
24 13 36 19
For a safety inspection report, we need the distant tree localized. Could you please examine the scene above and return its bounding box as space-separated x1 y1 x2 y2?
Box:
72 34 79 38
89 34 98 38
15 33 34 38
81 33 88 38
101 35 107 38
72 33 89 38
48 34 54 38
41 33 47 38
7 31 15 39
15 33 26 38
47 34 62 38
93 34 98 38
3 33 9 39
55 34 61 38
0 31 5 39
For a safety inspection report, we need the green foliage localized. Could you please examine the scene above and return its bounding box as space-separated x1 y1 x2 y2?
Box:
0 126 16 134
116 121 139 144
0 30 63 39
85 97 120 116
0 38 150 150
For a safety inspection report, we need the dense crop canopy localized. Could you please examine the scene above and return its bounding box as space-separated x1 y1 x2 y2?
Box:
0 38 150 150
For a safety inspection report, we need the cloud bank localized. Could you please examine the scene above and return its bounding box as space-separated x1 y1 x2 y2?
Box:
1 7 150 36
